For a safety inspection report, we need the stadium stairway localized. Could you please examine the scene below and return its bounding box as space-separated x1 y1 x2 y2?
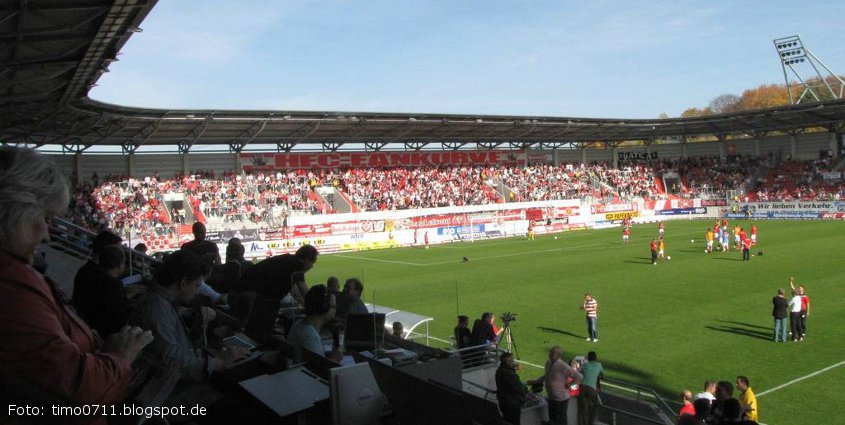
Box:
315 186 353 213
596 378 677 425
834 156 845 171
489 179 519 202
595 392 675 425
45 217 160 296
654 176 666 195
37 244 86 296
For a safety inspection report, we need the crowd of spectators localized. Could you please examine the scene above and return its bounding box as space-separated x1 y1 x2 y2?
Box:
752 158 845 201
497 164 600 202
66 157 843 239
341 165 501 209
678 378 759 424
639 155 761 199
592 162 658 200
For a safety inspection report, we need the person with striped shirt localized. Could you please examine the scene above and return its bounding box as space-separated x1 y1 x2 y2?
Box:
581 293 599 342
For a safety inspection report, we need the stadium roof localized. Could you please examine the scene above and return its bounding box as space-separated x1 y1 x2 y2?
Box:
2 0 845 154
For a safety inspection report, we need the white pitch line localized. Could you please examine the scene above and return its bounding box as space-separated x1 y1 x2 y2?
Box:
424 243 613 266
334 228 707 267
756 359 845 397
426 335 453 344
333 254 426 266
334 244 599 267
515 359 544 369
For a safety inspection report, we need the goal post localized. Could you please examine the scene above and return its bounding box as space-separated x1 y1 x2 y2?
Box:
468 213 528 243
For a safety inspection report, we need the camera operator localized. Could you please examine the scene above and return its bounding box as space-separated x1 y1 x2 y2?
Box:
470 312 501 346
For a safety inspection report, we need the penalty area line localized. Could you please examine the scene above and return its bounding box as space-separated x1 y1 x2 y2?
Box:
757 359 845 397
332 255 426 266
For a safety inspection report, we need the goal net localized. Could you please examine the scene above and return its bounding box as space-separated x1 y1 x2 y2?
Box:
467 213 528 243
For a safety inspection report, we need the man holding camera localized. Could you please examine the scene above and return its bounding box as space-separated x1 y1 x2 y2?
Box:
470 312 500 346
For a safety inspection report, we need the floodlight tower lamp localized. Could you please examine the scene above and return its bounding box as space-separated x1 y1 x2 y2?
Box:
773 35 845 104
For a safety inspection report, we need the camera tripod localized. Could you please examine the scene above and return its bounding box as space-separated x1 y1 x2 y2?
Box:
497 320 518 358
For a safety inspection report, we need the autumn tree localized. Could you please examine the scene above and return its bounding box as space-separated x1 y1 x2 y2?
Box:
736 84 790 110
680 107 712 118
677 75 845 116
709 94 741 114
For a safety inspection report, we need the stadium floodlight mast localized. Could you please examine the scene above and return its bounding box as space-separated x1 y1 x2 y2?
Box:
773 35 845 104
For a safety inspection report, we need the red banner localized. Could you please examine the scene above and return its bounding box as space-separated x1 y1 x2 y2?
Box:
407 214 468 228
591 203 632 214
241 150 523 171
552 206 580 217
821 212 845 220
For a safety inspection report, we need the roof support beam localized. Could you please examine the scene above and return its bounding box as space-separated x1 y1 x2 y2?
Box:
365 142 387 151
181 114 212 151
122 118 162 153
276 142 295 152
404 141 428 151
443 142 466 150
61 142 88 154
322 142 343 152
229 118 267 153
477 142 503 150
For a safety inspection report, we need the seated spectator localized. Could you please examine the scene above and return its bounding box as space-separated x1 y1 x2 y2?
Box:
182 221 221 266
219 241 249 292
392 321 405 338
72 244 139 337
469 312 498 346
73 230 123 300
454 315 471 349
224 237 248 268
129 251 248 407
133 242 148 254
326 276 340 296
287 284 341 362
0 146 152 423
336 277 368 321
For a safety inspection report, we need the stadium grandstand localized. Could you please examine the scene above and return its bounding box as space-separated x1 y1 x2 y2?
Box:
2 1 845 425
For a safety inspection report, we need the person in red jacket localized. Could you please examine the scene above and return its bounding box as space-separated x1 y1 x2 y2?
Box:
0 147 153 424
742 235 753 261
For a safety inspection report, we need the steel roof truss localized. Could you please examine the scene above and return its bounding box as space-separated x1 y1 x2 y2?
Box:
364 142 387 151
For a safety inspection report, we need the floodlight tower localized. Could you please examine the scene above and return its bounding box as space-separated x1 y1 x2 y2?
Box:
774 35 845 104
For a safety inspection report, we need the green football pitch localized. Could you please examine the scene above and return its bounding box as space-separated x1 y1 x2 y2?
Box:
309 219 844 425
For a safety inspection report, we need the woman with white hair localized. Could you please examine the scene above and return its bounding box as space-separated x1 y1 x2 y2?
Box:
0 146 153 421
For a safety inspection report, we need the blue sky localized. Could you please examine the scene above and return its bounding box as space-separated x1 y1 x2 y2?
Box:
91 0 845 119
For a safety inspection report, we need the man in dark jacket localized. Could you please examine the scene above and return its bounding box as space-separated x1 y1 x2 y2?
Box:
181 221 221 266
239 244 318 306
470 312 498 346
454 315 471 349
496 352 527 424
73 244 129 337
772 288 788 342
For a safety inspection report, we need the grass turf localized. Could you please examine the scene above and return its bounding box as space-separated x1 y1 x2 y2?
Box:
309 219 845 425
